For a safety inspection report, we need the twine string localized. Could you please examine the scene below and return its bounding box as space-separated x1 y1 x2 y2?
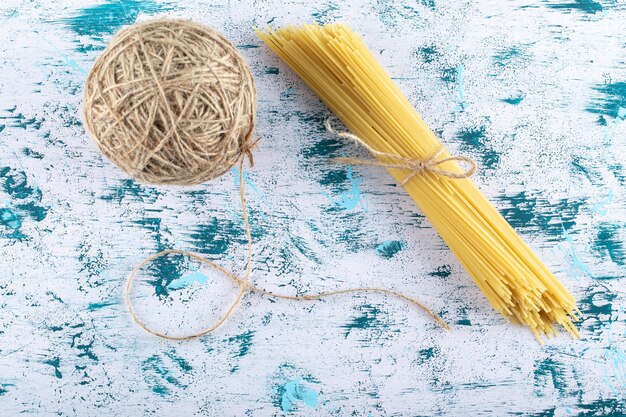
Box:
125 157 450 340
324 120 477 185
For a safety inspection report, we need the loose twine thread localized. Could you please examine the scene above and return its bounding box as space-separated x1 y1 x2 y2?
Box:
125 119 480 340
126 152 452 340
82 19 475 340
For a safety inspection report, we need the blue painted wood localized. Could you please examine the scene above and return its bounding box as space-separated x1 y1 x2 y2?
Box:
0 0 625 415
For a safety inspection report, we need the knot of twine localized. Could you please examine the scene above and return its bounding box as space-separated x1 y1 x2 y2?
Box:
83 19 257 185
324 120 477 185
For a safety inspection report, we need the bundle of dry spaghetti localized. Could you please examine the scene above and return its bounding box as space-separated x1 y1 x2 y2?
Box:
258 23 581 342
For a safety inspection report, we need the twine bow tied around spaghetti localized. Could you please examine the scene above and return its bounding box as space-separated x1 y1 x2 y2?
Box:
81 19 479 340
324 120 477 185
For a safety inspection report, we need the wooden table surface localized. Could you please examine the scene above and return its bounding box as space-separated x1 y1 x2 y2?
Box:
1 0 625 415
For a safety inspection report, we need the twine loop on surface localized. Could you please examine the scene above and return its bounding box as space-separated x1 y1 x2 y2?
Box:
125 158 255 341
125 159 449 341
324 120 477 185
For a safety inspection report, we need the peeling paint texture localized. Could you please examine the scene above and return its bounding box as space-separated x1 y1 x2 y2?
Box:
1 0 626 415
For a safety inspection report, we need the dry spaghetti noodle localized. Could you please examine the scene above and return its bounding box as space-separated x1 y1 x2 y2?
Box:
257 23 580 342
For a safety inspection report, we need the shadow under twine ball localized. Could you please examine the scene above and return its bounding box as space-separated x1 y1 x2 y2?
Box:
83 19 257 185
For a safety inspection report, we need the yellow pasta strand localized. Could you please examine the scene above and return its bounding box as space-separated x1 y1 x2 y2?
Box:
257 23 580 342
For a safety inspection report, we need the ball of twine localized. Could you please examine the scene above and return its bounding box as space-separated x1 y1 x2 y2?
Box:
83 19 257 185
